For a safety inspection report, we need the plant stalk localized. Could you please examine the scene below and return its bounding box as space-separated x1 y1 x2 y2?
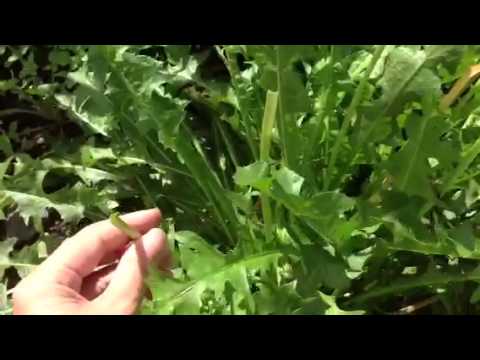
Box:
259 90 279 243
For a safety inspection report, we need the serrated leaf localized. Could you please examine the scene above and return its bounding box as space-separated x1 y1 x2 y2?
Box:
42 159 118 185
377 46 443 115
385 115 456 200
233 161 271 191
175 231 225 279
55 93 113 136
149 91 185 150
3 190 84 226
299 244 351 293
146 249 281 314
272 166 305 196
270 182 355 220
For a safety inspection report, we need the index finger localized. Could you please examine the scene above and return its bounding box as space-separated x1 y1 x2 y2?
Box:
41 208 162 287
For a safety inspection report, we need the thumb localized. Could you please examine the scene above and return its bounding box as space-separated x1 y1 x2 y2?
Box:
92 228 168 314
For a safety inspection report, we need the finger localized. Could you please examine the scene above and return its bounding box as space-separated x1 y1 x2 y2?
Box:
80 264 117 300
93 228 168 314
97 244 129 267
82 245 171 301
41 208 162 289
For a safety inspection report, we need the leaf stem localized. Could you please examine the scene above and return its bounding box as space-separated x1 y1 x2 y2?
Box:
110 212 142 240
260 91 279 160
259 90 279 243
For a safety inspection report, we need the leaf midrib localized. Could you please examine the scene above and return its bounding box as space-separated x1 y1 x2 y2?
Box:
383 50 427 115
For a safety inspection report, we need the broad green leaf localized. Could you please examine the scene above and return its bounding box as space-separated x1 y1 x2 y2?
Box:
299 244 351 293
385 115 456 200
377 46 443 115
42 159 118 185
56 93 113 136
233 161 271 191
2 191 84 226
270 183 355 220
175 231 225 279
272 166 305 196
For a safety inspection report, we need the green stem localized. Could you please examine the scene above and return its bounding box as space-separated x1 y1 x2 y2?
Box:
260 91 279 160
0 262 36 269
324 45 386 190
110 212 142 240
259 90 279 243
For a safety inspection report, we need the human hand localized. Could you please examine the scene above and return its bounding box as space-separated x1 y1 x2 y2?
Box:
12 209 170 315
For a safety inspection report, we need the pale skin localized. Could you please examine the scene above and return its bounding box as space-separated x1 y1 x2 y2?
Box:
12 208 171 315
